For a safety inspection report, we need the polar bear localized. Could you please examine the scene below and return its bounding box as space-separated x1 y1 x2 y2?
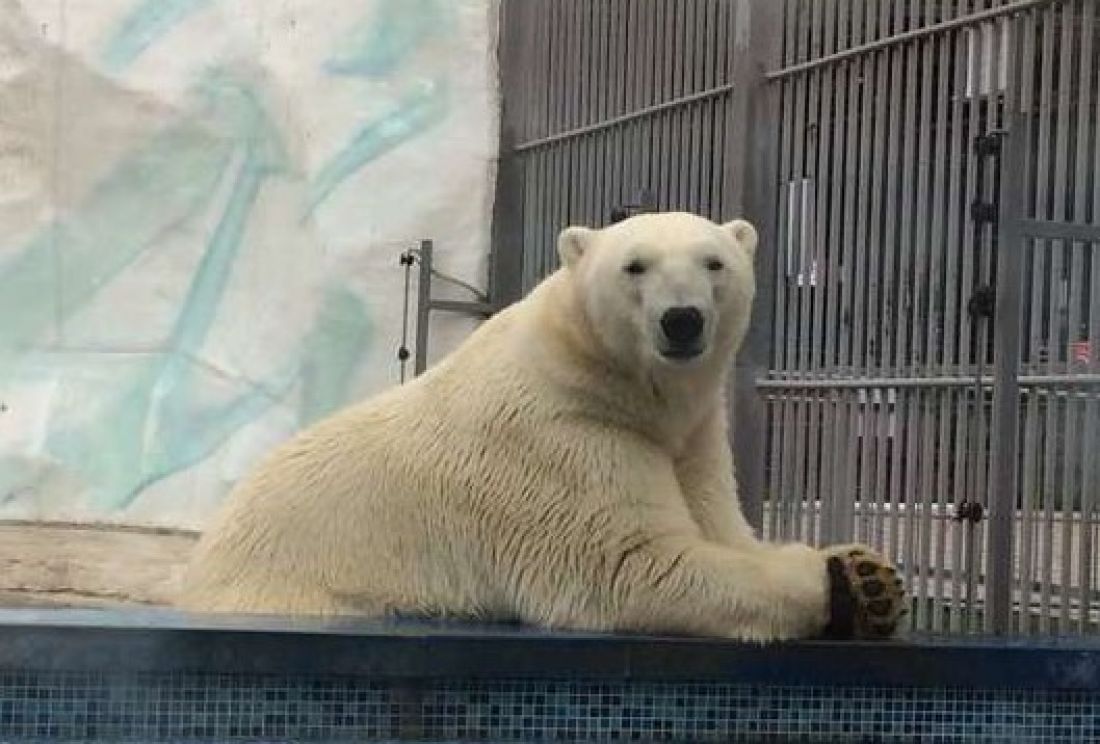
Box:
179 212 905 641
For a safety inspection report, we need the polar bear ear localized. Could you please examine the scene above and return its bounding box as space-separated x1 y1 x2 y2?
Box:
721 219 759 258
557 226 597 269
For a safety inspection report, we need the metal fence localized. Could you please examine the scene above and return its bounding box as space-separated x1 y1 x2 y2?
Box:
758 0 1099 635
493 0 749 296
494 0 1099 636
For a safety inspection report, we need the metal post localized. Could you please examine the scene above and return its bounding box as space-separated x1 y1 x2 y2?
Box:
414 239 433 377
730 0 783 534
989 113 1027 636
489 0 526 310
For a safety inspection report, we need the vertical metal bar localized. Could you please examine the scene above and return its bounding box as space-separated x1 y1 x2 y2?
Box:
778 0 805 541
675 1 692 212
808 0 836 543
1025 242 1046 632
638 0 656 208
592 1 608 226
656 0 673 210
570 0 584 132
881 0 908 565
512 0 534 297
944 4 971 633
1036 5 1058 633
836 0 864 545
830 0 857 544
787 1 813 541
911 24 938 629
781 0 800 541
1049 0 1075 633
548 0 562 140
656 0 673 207
1083 0 1100 635
924 13 952 631
685 0 704 214
529 2 544 143
490 4 527 309
865 1 892 550
716 0 735 217
958 0 986 634
520 151 535 294
542 3 562 279
600 0 611 219
896 0 923 600
668 0 685 209
1019 381 1040 633
622 1 639 210
614 0 629 209
731 0 777 532
770 0 796 540
551 134 565 277
847 0 877 546
815 0 842 545
989 46 1027 637
414 240 433 376
576 2 592 226
1013 3 1040 635
697 0 717 219
801 0 825 543
521 4 542 291
1069 0 1095 633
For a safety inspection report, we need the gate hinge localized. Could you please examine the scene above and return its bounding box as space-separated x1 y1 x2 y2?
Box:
974 130 1007 157
954 500 985 524
967 285 996 319
970 200 999 224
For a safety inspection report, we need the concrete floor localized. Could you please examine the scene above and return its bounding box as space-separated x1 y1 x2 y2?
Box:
0 521 197 609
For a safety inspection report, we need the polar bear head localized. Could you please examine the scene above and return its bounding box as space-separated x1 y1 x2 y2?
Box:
556 211 758 373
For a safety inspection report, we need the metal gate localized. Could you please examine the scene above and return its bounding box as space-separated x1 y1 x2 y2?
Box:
493 0 1098 636
491 0 775 521
493 0 751 297
757 0 1098 635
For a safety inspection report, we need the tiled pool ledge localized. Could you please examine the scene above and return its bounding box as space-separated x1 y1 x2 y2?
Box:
1 609 1099 742
1 608 1099 689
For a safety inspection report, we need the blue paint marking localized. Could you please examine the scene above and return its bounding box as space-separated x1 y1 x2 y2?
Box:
298 286 372 426
325 0 442 78
306 80 448 216
45 71 298 509
0 109 233 375
101 0 213 73
307 0 454 214
1 0 468 508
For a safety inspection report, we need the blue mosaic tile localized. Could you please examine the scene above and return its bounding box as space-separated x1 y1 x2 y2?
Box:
0 671 1098 741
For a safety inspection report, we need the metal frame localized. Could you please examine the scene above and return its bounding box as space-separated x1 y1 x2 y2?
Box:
410 240 494 377
492 0 1097 636
753 0 1097 635
764 0 1060 82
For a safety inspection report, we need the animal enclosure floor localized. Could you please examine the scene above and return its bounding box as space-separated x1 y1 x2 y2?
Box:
0 522 197 609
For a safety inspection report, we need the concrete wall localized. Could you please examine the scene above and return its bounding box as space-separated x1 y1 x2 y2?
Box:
0 0 500 529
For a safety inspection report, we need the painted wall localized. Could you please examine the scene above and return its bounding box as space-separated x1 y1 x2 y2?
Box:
0 0 500 529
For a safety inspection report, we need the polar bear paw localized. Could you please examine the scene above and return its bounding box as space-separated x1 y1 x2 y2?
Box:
819 544 907 640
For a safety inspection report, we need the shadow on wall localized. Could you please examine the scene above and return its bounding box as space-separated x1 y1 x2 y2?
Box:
0 0 462 522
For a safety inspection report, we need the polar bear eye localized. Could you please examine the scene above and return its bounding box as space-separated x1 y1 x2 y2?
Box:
706 258 725 272
624 259 647 276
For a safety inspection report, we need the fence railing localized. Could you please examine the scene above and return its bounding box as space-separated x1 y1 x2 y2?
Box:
494 0 1098 636
758 0 1098 635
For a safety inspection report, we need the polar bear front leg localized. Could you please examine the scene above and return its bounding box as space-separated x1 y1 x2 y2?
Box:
594 530 905 641
670 413 907 639
674 407 757 545
603 534 831 641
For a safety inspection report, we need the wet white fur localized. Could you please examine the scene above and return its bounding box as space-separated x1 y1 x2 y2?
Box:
179 212 830 641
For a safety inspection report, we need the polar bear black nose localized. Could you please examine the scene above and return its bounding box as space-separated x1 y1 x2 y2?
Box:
660 306 704 345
